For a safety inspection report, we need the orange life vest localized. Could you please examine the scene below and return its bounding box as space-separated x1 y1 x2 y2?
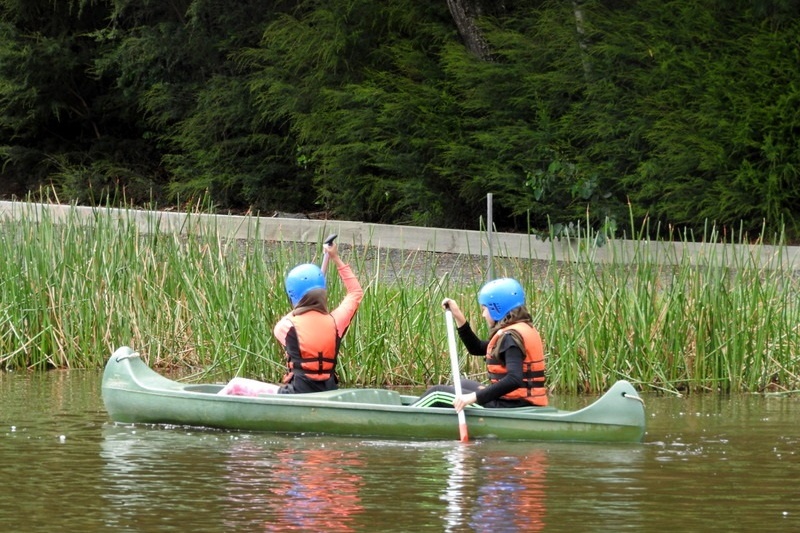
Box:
485 322 547 406
284 311 339 382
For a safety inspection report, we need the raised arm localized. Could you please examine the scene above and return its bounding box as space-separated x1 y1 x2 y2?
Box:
327 242 363 336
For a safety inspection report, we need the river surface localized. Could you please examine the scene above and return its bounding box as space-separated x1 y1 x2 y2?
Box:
1 370 797 532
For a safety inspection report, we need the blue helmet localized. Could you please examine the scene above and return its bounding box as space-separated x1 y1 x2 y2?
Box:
285 263 326 306
478 278 525 321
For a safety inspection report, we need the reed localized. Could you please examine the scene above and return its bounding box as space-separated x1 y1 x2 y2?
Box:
1 203 798 393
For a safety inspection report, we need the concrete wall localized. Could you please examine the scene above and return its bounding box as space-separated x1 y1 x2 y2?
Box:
2 200 798 269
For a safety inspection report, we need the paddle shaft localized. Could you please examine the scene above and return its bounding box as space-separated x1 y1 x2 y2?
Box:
445 307 469 442
320 233 338 274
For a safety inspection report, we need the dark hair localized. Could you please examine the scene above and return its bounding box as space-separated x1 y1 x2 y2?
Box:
488 305 534 364
488 305 533 338
291 288 328 315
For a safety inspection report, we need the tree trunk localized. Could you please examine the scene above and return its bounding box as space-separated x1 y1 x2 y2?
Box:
573 0 593 80
445 0 492 60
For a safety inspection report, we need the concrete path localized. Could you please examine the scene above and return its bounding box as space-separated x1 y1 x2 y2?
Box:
2 201 797 269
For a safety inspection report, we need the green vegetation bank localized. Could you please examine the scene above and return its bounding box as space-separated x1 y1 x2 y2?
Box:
2 205 798 395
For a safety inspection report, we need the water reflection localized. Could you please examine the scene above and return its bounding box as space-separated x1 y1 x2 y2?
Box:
221 438 365 531
6 368 800 532
97 424 651 532
470 448 547 532
100 425 232 531
100 426 369 531
443 444 547 533
100 426 563 532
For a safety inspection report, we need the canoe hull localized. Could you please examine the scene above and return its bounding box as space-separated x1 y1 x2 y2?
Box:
102 347 646 443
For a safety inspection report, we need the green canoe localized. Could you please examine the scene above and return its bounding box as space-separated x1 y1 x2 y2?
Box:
102 346 646 443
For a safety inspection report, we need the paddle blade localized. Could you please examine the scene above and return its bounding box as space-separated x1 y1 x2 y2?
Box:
458 413 469 443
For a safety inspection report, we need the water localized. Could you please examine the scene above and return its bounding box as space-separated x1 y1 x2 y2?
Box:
1 371 798 532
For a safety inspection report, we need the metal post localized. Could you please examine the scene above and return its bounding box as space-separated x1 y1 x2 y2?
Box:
487 193 494 281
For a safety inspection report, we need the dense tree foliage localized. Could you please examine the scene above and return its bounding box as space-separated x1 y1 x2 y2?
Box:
1 0 798 240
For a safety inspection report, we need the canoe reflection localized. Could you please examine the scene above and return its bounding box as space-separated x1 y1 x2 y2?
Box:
100 425 365 531
100 425 563 531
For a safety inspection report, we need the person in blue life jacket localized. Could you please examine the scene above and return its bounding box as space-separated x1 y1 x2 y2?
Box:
419 277 548 411
218 241 363 396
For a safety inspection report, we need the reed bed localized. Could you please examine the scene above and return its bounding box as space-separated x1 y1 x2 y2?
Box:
1 204 798 394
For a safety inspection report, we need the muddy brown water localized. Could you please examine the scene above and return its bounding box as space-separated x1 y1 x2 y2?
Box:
1 370 798 532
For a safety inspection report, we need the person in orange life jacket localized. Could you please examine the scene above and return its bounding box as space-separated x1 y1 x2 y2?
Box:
421 277 547 411
217 241 363 396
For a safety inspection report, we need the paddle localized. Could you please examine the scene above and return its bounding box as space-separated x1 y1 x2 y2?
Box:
444 303 469 443
320 233 338 274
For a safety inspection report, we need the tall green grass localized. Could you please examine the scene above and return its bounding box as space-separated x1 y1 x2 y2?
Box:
1 203 798 394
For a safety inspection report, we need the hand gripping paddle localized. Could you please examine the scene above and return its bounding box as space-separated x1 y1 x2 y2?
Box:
320 233 337 274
